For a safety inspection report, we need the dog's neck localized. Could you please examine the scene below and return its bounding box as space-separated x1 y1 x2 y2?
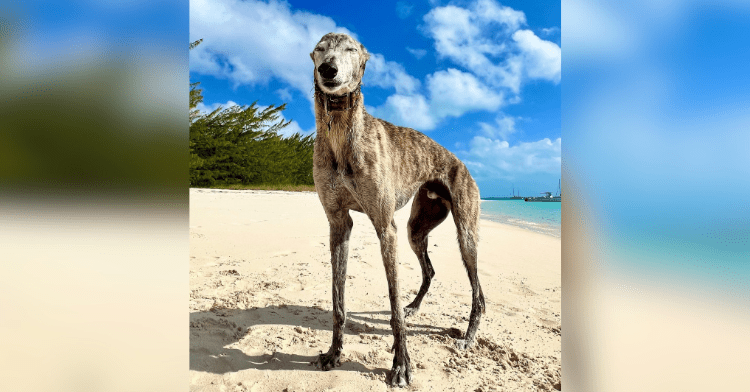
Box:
314 83 363 165
315 83 361 114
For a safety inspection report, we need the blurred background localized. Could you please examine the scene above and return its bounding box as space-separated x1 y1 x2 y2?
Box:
1 0 749 391
0 1 188 391
563 0 750 390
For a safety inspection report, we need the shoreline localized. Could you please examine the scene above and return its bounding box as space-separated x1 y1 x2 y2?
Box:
190 188 561 391
192 188 561 239
480 199 561 239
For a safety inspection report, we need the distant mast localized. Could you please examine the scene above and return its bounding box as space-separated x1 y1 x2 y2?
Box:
508 185 523 200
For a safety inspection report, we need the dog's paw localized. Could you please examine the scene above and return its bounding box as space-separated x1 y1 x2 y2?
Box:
388 349 413 387
454 338 474 350
312 350 342 371
403 305 419 318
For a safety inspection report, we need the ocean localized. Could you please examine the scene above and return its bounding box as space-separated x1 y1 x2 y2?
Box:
480 200 561 238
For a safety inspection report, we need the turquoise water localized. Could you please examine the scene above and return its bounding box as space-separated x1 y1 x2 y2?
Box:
480 200 561 238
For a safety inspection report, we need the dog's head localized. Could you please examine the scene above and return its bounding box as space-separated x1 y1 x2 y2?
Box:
311 33 370 95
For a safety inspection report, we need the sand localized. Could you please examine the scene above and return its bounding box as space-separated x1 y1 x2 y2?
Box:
189 189 561 391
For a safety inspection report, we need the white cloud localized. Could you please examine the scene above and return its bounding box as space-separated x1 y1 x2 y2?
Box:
424 5 486 63
462 136 561 177
369 68 505 130
191 0 429 114
422 0 560 92
406 47 428 59
276 88 293 102
189 0 559 138
364 53 421 94
190 0 352 98
479 115 517 140
541 27 560 36
427 68 504 118
513 30 561 83
368 94 437 130
472 0 527 31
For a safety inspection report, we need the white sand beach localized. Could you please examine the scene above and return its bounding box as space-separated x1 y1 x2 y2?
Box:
189 189 560 391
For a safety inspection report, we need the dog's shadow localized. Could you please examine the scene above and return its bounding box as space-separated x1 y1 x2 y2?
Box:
189 304 447 374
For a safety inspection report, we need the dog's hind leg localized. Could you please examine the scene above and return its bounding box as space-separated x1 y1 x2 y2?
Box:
404 185 450 318
449 174 486 350
314 209 353 370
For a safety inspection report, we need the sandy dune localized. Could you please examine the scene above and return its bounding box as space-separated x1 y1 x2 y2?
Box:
189 189 560 391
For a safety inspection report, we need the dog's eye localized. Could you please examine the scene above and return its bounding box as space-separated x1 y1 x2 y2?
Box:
346 48 358 52
315 47 324 51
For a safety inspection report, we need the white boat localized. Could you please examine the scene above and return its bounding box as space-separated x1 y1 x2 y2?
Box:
524 180 561 202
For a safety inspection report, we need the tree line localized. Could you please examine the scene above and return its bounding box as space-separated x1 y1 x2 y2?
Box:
189 39 314 187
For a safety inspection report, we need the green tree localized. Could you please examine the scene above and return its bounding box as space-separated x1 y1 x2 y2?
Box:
189 96 294 186
189 40 314 187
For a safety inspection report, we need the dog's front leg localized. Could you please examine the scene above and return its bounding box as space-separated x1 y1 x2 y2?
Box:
377 218 412 387
314 209 353 371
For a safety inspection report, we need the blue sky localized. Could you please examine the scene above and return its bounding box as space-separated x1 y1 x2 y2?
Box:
189 0 561 197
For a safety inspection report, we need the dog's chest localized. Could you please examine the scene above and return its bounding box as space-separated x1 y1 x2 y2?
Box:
324 114 379 173
322 112 352 163
328 141 362 179
324 135 377 183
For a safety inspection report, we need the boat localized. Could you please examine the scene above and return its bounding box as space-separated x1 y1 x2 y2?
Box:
524 192 560 202
524 180 561 202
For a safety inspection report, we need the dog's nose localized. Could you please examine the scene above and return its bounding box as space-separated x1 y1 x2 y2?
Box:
317 63 338 79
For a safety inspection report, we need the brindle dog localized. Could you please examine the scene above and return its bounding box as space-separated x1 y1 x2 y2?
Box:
310 33 485 387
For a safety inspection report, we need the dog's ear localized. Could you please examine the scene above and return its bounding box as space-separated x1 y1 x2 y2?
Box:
360 43 370 62
359 43 370 74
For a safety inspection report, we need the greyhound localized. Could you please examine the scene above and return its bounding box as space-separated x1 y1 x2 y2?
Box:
310 33 485 387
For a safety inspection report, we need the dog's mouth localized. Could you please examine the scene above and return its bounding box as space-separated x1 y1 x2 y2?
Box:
322 80 339 88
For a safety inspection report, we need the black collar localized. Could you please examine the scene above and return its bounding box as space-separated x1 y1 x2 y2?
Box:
315 83 361 113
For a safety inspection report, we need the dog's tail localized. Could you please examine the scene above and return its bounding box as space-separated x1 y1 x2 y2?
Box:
445 163 485 314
